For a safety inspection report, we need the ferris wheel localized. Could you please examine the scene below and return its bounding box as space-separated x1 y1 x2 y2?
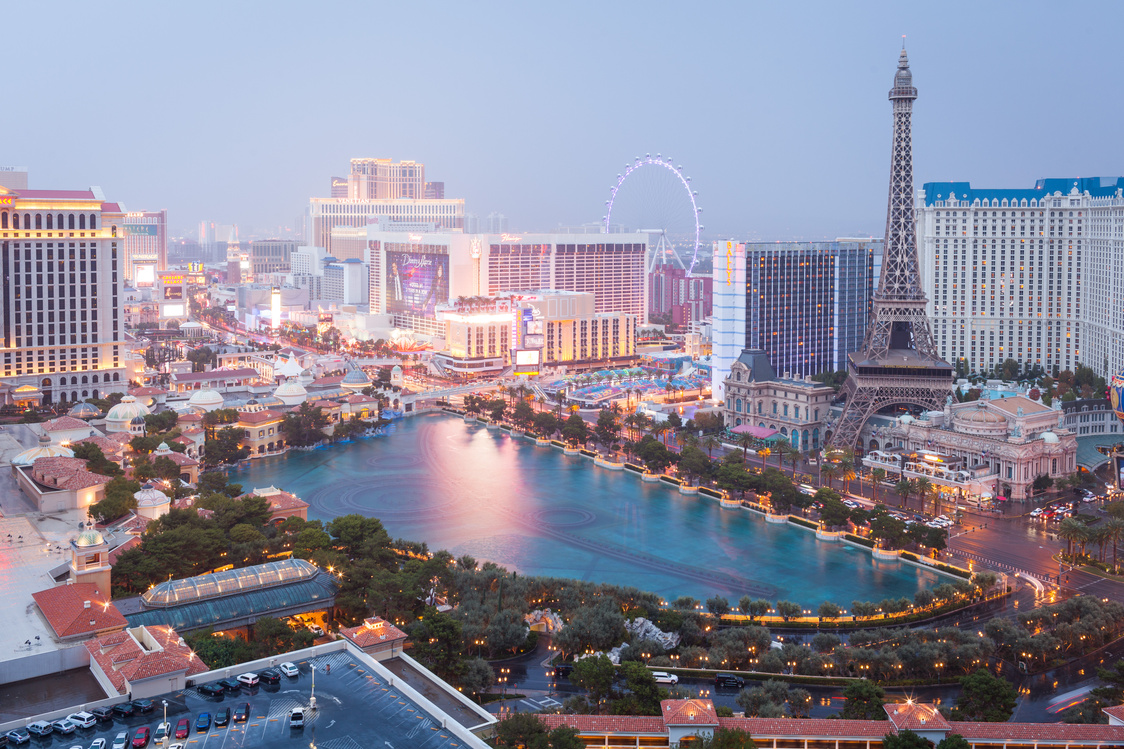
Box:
603 154 703 275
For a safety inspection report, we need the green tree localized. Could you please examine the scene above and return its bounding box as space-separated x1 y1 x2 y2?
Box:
817 601 842 621
679 446 712 486
89 477 141 523
706 596 730 617
408 607 466 684
882 730 932 749
569 654 617 713
950 668 1018 722
775 600 802 621
894 479 913 508
70 442 123 477
561 412 588 446
513 400 535 431
936 735 972 749
614 661 663 716
460 657 494 699
840 680 887 720
691 728 758 749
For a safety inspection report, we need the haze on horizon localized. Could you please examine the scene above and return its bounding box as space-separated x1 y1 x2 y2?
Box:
5 0 1123 241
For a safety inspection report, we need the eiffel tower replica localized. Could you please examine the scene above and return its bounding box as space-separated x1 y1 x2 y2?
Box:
828 46 953 451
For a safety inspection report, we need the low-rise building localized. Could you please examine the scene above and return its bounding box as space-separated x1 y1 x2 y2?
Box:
237 485 309 523
721 348 835 453
339 616 409 660
236 401 286 456
85 624 207 698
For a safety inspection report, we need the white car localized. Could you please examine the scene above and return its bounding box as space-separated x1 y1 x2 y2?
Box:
53 718 78 734
290 707 305 729
167 745 185 749
278 661 299 677
308 624 325 637
154 721 170 743
111 733 130 749
237 672 259 687
651 671 678 684
89 740 107 749
67 712 97 729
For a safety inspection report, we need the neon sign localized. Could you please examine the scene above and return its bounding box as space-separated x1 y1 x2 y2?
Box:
500 234 522 243
726 241 733 286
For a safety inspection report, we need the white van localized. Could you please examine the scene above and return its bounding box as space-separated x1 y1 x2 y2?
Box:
237 672 259 687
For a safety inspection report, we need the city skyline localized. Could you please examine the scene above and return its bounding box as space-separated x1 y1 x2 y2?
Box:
5 1 1124 239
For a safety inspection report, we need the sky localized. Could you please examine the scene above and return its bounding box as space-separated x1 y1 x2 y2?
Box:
6 1 1124 242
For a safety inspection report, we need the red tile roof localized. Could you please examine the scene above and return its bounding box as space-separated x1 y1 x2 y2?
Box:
30 456 112 490
12 189 97 200
885 702 951 732
109 537 142 565
129 386 166 396
338 617 408 648
536 715 667 734
84 625 206 694
948 721 1124 743
100 202 122 212
719 717 890 738
71 435 125 457
1103 704 1124 722
310 375 345 387
155 451 198 466
32 584 127 639
345 394 379 404
177 413 203 423
43 415 94 433
662 699 718 727
173 367 258 382
238 409 283 424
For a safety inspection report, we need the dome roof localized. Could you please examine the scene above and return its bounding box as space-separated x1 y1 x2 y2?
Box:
246 398 259 406
156 442 171 452
960 409 1004 423
67 402 102 419
188 388 225 410
899 415 915 425
130 415 146 425
106 395 151 423
134 484 170 508
11 433 74 466
1041 431 1060 444
75 529 105 548
342 366 371 385
274 381 308 397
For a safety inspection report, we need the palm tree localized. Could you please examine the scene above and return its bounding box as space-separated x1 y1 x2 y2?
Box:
737 433 754 465
820 462 838 490
779 440 802 479
703 435 720 459
1058 517 1085 559
1104 516 1124 572
894 479 913 509
553 390 567 418
839 455 856 494
915 477 936 514
871 468 886 505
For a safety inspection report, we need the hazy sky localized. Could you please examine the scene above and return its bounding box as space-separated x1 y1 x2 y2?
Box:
7 1 1123 241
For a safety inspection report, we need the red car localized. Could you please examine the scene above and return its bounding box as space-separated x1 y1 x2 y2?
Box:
132 727 150 748
174 718 190 739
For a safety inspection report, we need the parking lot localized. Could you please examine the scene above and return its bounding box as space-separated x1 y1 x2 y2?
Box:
14 652 479 749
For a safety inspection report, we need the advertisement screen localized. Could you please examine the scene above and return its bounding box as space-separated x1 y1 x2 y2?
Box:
124 224 158 236
515 350 540 366
386 251 449 317
524 334 544 348
162 303 185 318
164 286 183 300
135 264 156 287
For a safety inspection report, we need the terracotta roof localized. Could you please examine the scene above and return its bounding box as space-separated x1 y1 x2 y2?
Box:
30 456 112 490
345 394 379 404
129 386 166 396
155 451 198 466
114 513 154 536
661 699 719 727
536 715 667 734
173 367 259 382
957 720 1124 741
338 617 408 648
310 375 344 387
238 409 283 424
43 415 94 433
32 584 127 639
108 431 134 445
884 702 951 732
310 400 339 409
71 435 125 456
84 625 206 694
719 717 890 739
1103 704 1124 722
177 413 203 423
12 189 98 200
989 395 1052 416
180 427 205 437
171 435 194 445
109 537 142 565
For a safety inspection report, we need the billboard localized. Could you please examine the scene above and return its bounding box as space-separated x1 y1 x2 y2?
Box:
386 251 448 317
135 264 156 287
514 349 541 375
163 286 183 300
124 224 158 236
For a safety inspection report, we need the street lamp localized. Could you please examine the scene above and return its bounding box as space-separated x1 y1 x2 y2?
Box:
310 664 317 710
162 700 168 732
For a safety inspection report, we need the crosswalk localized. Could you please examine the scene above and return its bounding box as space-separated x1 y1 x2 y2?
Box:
519 696 562 711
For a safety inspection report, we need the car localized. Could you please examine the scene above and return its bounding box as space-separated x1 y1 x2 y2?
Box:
289 708 305 729
67 713 97 730
132 699 155 714
1030 507 1044 517
153 723 170 744
714 673 745 689
111 734 130 749
5 729 29 746
278 662 299 677
174 719 189 740
89 739 107 749
233 703 250 722
195 713 211 732
259 668 281 684
1083 494 1098 503
131 727 150 748
214 708 231 727
218 677 242 692
25 723 52 737
91 707 115 723
199 683 225 697
650 671 678 684
308 624 325 637
167 745 184 749
53 719 78 735
112 703 136 718
237 672 259 688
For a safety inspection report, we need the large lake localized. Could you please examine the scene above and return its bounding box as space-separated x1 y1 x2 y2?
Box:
228 414 940 604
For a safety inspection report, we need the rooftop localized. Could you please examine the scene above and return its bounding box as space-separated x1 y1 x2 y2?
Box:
923 177 1124 206
31 583 127 640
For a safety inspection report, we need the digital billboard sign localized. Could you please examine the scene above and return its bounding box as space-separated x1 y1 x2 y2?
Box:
386 251 448 317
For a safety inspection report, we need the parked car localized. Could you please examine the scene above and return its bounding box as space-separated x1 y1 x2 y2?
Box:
233 703 250 722
153 722 170 744
308 624 325 637
218 677 242 692
132 699 155 714
131 727 150 748
195 713 211 733
66 713 96 730
111 734 129 749
25 723 53 738
91 707 115 723
278 662 299 677
112 703 136 718
714 673 745 689
199 683 225 697
52 719 77 735
174 719 189 740
259 668 281 684
214 708 231 727
651 671 678 684
289 708 305 729
89 739 107 749
237 673 259 688
4 729 29 746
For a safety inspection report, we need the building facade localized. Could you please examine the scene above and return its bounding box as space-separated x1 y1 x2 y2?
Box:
919 177 1124 378
0 184 130 404
109 209 167 286
249 239 295 279
710 238 882 400
368 231 648 336
649 266 713 326
721 348 835 452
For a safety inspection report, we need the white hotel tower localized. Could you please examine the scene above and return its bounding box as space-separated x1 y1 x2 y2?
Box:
919 177 1124 378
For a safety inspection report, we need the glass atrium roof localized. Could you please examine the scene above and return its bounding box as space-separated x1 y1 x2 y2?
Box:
142 559 320 607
